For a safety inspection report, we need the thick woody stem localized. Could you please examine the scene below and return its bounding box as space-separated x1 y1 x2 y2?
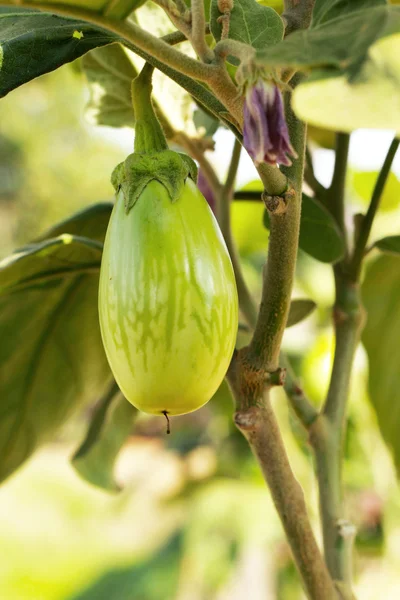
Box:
227 76 338 598
232 398 337 600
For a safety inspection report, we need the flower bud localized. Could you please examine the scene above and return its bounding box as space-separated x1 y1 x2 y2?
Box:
243 80 297 166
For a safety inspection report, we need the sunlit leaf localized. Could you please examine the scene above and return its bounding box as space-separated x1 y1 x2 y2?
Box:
83 44 137 128
254 4 400 133
292 34 400 134
0 9 117 97
362 254 400 476
0 235 111 483
35 203 113 244
72 385 136 492
286 299 316 328
349 170 400 213
374 236 400 255
307 125 336 149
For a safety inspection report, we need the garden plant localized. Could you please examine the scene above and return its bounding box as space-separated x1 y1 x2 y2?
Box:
1 0 400 599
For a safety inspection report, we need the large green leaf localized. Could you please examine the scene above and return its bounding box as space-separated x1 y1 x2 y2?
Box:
374 235 400 255
255 3 400 132
83 43 137 128
263 194 345 263
362 254 400 476
71 533 183 600
36 203 113 244
72 384 137 492
292 34 400 134
311 0 387 27
0 235 111 482
210 0 283 65
256 3 398 74
0 8 117 97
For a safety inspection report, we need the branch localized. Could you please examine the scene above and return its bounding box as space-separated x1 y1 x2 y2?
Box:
228 383 337 600
304 145 327 200
190 0 214 62
219 140 259 328
248 90 305 372
2 1 211 79
1 1 243 126
227 78 337 598
152 0 192 39
280 354 318 427
309 131 364 595
349 136 400 281
174 131 222 199
327 133 350 245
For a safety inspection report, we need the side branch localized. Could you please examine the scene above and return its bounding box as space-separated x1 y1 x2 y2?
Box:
350 136 399 281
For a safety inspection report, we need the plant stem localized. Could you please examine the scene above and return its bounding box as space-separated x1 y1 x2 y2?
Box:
257 161 289 197
350 136 400 281
123 41 240 137
309 132 363 595
174 132 221 197
328 133 350 244
219 140 259 328
3 1 211 79
228 388 337 600
280 354 318 427
227 81 337 598
151 0 192 37
249 92 304 372
190 0 214 62
2 1 243 125
310 279 364 589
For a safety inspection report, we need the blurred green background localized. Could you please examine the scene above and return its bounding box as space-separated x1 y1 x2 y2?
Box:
1 56 400 600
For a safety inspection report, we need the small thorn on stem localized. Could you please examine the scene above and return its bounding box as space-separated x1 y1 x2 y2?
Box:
162 410 171 435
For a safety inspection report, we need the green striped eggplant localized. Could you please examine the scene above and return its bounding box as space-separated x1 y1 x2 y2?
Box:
99 177 238 416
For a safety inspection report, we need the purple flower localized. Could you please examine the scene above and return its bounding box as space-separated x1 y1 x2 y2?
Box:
197 168 216 214
243 81 297 166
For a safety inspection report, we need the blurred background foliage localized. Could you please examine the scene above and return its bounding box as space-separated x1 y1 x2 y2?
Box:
1 21 400 600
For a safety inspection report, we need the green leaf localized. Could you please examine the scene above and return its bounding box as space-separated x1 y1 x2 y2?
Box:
210 0 283 65
0 235 111 482
255 5 400 133
263 194 346 263
311 0 387 27
193 108 220 137
374 235 400 255
362 254 400 476
35 203 113 244
349 170 400 213
292 35 400 134
83 43 137 128
256 4 399 74
0 9 116 97
72 384 136 492
103 0 147 18
286 299 316 328
70 533 183 600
